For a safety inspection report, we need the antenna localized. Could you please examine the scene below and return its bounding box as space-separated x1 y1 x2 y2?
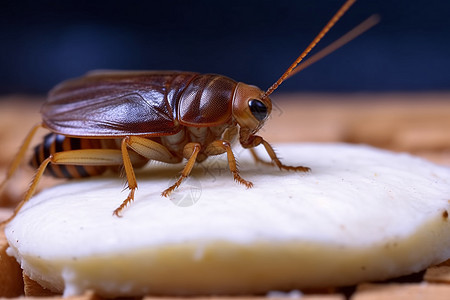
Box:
286 14 380 79
263 0 356 99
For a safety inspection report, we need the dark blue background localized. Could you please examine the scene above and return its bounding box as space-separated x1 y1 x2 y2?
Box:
1 0 449 94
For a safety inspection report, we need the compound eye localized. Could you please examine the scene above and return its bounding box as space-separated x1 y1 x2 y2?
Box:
248 99 268 121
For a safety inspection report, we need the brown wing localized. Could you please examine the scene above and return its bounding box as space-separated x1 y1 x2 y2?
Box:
42 71 198 137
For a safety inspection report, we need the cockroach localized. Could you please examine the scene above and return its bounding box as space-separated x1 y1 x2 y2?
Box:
1 0 373 221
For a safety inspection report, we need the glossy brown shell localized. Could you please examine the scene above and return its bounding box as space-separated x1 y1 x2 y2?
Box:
42 71 238 138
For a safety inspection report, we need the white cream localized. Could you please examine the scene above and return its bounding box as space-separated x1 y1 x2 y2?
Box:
5 143 450 297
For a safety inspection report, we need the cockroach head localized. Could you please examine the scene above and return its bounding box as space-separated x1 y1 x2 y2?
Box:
232 82 272 134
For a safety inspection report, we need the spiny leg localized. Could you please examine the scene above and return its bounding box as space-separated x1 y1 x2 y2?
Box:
123 136 182 200
249 148 274 167
261 139 310 172
1 148 125 225
115 136 183 213
161 142 201 197
126 136 181 164
0 123 42 193
1 156 51 225
206 140 253 188
113 137 139 217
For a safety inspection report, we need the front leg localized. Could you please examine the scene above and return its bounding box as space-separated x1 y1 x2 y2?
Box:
243 135 310 172
249 148 275 167
260 139 311 172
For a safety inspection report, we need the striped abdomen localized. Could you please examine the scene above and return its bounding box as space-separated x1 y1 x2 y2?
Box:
30 133 108 178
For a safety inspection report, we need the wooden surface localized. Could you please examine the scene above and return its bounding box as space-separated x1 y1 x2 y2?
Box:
0 93 449 299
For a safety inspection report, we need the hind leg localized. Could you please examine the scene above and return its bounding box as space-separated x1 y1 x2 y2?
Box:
2 148 125 224
0 124 42 193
